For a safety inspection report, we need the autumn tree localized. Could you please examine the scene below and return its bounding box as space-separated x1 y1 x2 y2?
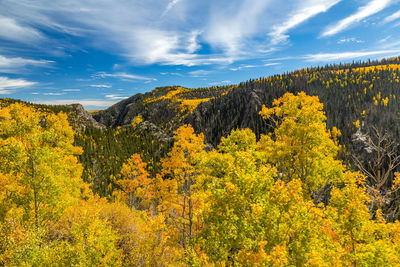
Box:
196 128 343 265
117 153 151 210
0 103 83 229
197 92 400 265
196 128 276 264
259 92 344 196
157 124 205 252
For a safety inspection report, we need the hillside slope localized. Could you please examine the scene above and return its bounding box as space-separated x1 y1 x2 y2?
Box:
94 85 234 131
96 57 400 149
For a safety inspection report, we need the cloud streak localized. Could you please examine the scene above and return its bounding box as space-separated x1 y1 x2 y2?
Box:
384 10 400 23
322 0 393 37
105 94 128 100
93 72 156 81
0 76 37 94
162 0 181 17
304 49 400 62
0 54 53 73
270 0 341 44
90 84 112 88
0 15 44 43
33 99 118 108
0 0 397 69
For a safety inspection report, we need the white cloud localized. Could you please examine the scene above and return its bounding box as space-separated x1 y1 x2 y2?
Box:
188 70 212 77
43 92 65 96
381 35 392 42
33 99 117 108
0 76 37 94
0 15 44 43
304 49 400 62
93 72 156 81
230 64 257 71
205 0 272 55
270 0 341 44
162 0 182 17
322 0 393 37
209 80 232 86
90 84 112 88
384 10 400 23
105 94 128 100
264 62 281 67
63 89 81 92
1 0 393 67
160 72 184 77
0 54 53 73
337 37 364 44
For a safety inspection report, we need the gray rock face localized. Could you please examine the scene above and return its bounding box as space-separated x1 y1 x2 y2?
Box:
67 104 106 131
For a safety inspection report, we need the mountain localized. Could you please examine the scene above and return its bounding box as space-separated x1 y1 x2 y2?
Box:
5 56 400 199
94 85 233 131
95 57 400 149
0 98 172 196
0 98 105 131
91 56 400 205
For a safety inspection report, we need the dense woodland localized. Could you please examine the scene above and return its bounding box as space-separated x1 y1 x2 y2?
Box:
3 57 400 265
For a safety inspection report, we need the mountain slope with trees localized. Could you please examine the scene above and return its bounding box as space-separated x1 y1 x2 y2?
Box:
3 93 400 265
93 56 400 219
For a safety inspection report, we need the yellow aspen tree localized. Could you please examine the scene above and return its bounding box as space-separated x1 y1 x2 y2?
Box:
118 153 151 210
259 92 344 195
0 103 82 229
158 124 204 252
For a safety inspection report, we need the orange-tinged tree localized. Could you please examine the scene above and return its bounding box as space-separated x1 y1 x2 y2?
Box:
118 153 151 210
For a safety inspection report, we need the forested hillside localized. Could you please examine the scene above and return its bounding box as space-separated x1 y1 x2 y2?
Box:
3 91 400 265
4 57 400 205
97 57 400 149
93 57 400 213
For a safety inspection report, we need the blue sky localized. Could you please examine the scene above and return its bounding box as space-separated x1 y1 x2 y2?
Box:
1 0 400 109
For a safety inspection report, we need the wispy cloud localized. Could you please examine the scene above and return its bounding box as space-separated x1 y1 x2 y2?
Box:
337 37 364 44
230 65 257 71
270 0 341 44
62 89 81 92
0 54 53 73
33 99 117 108
90 84 112 88
105 94 128 100
0 15 44 43
1 0 397 68
322 0 393 37
379 35 392 43
209 80 232 86
304 49 400 62
43 92 65 96
384 10 400 23
93 72 156 81
162 0 182 17
264 62 281 67
205 0 271 55
0 76 37 94
188 70 212 77
160 72 184 77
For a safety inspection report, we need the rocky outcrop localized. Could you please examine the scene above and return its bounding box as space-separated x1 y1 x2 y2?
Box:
67 104 106 131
